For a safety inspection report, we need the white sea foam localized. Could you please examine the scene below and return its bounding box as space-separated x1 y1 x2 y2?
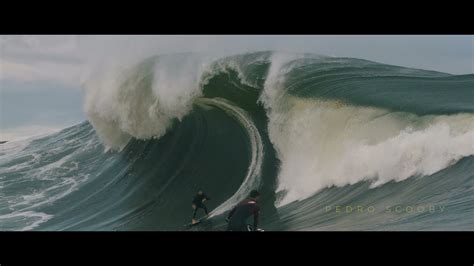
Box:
82 54 212 150
0 211 53 231
269 98 474 206
258 53 474 207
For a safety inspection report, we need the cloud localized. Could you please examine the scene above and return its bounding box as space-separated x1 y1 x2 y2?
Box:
1 35 80 59
1 35 472 89
76 35 474 74
1 60 82 87
1 35 83 87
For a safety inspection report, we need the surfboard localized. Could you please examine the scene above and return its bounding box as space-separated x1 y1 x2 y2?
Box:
184 217 207 227
185 220 202 227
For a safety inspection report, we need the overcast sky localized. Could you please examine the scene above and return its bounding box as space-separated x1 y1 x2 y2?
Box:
1 35 473 140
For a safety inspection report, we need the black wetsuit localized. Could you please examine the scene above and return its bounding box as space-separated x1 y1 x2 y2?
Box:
226 198 260 231
192 193 210 219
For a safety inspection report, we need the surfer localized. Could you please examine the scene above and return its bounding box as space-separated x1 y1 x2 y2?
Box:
191 189 211 224
226 190 261 231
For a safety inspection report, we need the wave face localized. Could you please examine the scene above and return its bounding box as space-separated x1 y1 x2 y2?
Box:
1 51 474 231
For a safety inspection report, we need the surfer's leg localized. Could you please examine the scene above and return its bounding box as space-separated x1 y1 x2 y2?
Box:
192 204 198 219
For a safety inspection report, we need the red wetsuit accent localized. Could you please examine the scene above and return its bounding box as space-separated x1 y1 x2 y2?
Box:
226 198 260 231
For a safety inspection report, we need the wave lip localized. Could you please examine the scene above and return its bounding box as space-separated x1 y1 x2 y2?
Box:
196 98 264 217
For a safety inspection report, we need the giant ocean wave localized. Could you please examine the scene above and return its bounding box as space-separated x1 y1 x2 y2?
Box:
1 51 474 230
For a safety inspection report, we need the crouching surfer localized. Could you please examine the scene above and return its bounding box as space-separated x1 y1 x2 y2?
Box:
226 190 263 231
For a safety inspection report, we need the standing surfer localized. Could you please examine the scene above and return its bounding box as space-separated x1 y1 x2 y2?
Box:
191 190 211 224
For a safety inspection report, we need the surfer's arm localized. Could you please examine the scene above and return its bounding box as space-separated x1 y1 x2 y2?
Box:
202 194 210 202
